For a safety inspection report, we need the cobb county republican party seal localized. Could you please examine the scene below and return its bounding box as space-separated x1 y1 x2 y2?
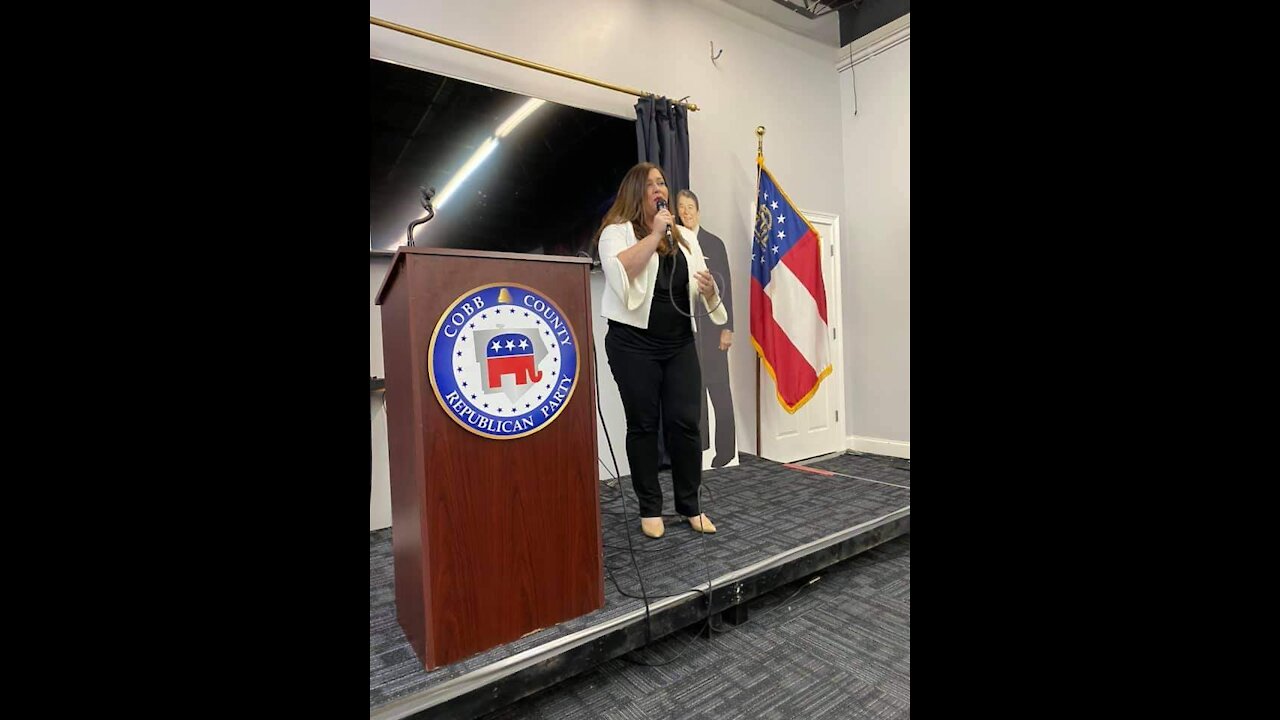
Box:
428 284 580 439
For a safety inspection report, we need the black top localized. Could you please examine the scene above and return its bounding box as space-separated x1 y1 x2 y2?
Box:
608 250 694 355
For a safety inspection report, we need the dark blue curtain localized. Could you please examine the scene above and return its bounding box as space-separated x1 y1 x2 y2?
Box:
635 97 690 200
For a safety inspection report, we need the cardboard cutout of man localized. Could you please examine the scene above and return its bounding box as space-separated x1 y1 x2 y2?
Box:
676 190 737 467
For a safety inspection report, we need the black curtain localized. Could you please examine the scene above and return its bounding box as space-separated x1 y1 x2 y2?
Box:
635 97 690 200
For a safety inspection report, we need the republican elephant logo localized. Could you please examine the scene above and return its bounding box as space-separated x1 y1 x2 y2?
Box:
484 332 544 388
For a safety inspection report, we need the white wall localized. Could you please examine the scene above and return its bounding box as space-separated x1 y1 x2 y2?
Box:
369 0 857 528
370 255 393 531
837 28 910 454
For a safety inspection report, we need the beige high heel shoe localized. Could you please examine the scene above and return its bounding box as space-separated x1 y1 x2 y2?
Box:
640 516 665 538
686 514 717 534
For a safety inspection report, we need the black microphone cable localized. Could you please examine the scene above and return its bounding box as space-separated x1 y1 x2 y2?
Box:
651 198 725 321
618 485 716 668
591 336 657 643
592 334 719 666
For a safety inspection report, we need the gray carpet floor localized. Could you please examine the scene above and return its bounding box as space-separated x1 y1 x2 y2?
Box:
371 451 910 717
477 533 911 720
805 452 911 488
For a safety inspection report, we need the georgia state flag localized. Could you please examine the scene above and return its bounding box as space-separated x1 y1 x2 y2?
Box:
749 157 831 413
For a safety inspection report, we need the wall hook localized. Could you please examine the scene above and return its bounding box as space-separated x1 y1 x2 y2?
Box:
710 41 723 62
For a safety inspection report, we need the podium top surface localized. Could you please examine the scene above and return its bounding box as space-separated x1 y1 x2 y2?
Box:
375 246 593 306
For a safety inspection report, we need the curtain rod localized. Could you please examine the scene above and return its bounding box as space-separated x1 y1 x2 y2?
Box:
370 17 699 111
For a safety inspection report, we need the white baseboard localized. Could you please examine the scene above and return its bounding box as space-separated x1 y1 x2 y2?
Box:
847 435 910 459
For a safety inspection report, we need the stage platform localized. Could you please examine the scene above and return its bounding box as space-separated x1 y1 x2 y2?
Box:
370 451 910 719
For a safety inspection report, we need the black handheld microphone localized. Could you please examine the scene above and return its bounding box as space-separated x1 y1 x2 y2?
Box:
655 198 673 249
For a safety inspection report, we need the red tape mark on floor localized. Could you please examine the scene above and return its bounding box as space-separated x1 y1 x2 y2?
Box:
783 464 836 476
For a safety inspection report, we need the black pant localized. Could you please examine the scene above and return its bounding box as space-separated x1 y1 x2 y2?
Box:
606 331 703 518
696 332 737 466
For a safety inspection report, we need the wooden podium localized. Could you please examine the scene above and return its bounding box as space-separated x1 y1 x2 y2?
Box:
375 246 603 670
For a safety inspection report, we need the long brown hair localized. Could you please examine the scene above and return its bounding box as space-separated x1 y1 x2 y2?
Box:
594 162 688 256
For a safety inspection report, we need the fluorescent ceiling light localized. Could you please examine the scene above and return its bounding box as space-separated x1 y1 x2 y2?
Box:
495 98 546 138
433 137 499 210
418 99 545 215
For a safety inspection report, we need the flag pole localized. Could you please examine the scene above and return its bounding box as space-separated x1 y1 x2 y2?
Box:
754 125 764 457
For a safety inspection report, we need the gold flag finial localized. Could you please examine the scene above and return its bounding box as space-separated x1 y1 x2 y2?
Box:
497 288 513 304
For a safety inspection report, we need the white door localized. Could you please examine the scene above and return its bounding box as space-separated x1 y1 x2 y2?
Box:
758 210 844 463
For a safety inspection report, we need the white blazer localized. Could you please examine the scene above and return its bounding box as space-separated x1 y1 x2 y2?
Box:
598 221 729 332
